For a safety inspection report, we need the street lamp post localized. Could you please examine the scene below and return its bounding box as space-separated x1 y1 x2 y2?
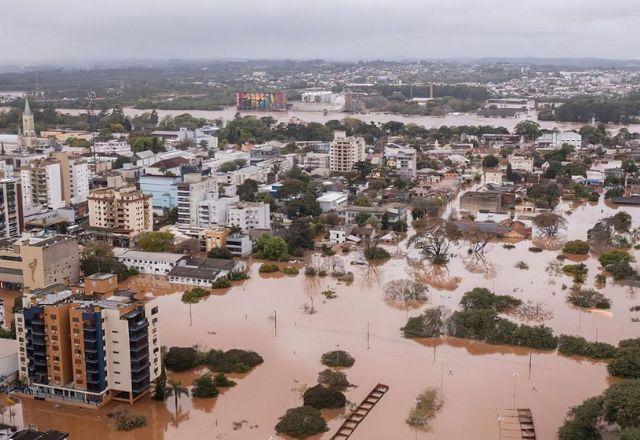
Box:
512 372 519 409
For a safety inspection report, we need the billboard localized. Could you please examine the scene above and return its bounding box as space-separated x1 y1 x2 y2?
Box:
236 91 287 111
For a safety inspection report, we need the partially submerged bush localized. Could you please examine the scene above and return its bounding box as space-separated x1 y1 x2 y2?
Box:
213 373 237 388
204 348 264 373
166 346 263 373
282 266 300 275
447 309 557 350
107 408 147 432
563 263 588 283
321 289 337 299
406 388 444 428
212 276 231 289
275 406 328 439
321 350 355 368
384 280 429 305
302 384 346 409
304 266 317 276
401 307 447 338
364 243 391 260
558 396 603 440
607 339 640 379
181 287 210 303
228 270 249 281
192 373 220 398
515 261 529 270
459 287 522 313
599 250 636 281
259 263 280 273
317 369 350 391
563 240 590 255
165 347 199 372
557 335 616 359
567 288 611 309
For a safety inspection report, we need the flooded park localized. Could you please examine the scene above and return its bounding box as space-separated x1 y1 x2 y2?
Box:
4 194 638 440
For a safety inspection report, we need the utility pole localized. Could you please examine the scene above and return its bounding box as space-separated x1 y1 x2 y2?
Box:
366 322 370 350
188 303 192 327
274 310 277 337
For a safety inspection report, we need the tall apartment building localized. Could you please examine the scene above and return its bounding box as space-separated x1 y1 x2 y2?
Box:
226 201 271 232
15 287 160 406
52 152 90 205
329 131 365 172
19 160 64 211
0 178 22 238
88 186 153 242
176 173 218 227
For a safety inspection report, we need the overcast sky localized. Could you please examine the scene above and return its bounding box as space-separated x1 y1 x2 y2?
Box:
2 0 640 64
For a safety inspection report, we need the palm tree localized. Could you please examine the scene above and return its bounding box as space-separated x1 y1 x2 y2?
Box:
165 381 189 417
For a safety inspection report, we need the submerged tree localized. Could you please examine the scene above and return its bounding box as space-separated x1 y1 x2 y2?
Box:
533 212 566 239
410 220 452 265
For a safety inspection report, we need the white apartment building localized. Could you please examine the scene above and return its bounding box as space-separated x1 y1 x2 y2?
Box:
536 131 582 149
509 155 535 173
0 178 21 238
176 174 218 227
226 201 271 232
329 131 366 172
52 152 90 205
20 160 64 211
384 144 418 179
93 140 133 156
198 196 239 228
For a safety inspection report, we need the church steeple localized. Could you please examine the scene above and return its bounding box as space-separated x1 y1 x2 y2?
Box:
21 97 37 150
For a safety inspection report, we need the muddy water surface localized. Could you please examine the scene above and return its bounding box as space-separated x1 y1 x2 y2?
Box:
13 199 640 439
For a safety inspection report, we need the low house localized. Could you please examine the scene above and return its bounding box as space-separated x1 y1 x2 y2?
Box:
168 257 245 286
336 204 407 225
499 220 532 240
316 192 348 212
114 248 187 275
329 228 346 244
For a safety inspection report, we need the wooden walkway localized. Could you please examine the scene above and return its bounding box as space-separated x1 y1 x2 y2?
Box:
330 383 389 440
497 409 537 439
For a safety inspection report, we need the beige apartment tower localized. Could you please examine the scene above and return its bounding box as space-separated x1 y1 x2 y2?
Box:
88 186 153 243
329 130 366 173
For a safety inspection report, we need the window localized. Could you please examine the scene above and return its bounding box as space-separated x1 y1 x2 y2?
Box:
151 306 158 315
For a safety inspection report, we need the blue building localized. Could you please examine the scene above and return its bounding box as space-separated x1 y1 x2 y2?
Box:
139 175 180 210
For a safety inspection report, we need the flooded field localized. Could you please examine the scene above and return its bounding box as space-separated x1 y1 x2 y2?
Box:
11 198 640 439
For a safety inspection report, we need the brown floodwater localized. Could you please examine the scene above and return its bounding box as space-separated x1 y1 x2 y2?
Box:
53 106 640 134
11 198 640 439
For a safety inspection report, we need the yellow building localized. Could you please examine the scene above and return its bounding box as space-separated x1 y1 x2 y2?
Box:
88 186 153 244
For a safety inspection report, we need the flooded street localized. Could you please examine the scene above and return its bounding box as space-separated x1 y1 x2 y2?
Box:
11 198 639 439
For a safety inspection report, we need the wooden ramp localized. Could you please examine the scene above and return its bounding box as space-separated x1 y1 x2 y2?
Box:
497 409 537 439
330 383 389 440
